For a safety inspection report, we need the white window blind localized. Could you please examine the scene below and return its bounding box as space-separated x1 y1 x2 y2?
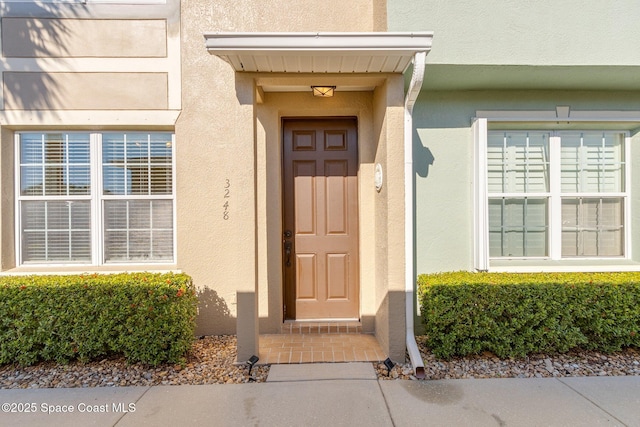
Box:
561 198 623 257
560 132 625 257
19 133 92 263
16 131 175 265
488 132 549 194
101 133 173 263
487 132 550 257
560 133 624 193
486 130 627 260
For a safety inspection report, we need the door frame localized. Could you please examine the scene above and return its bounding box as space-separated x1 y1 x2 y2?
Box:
281 116 360 321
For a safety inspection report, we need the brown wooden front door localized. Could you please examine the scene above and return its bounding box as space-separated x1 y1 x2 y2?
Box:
283 118 359 320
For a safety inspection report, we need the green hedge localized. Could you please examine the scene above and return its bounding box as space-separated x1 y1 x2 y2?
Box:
0 272 197 366
419 272 640 359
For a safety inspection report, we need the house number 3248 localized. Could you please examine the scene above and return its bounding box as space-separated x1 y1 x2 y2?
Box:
223 179 230 220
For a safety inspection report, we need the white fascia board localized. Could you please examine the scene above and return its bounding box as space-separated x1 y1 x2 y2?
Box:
204 32 433 53
204 32 433 73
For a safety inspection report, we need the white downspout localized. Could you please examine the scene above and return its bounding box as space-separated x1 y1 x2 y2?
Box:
405 51 427 379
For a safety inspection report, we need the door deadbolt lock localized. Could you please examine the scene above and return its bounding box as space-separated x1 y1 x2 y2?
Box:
283 230 293 239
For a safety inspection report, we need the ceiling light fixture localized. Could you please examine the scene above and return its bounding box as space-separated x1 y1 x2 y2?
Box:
311 86 336 97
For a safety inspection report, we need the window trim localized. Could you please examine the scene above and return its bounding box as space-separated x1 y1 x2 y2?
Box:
474 111 635 271
473 118 490 270
14 131 176 267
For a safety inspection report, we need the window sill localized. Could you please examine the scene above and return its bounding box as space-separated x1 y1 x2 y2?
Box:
0 265 180 276
488 258 640 273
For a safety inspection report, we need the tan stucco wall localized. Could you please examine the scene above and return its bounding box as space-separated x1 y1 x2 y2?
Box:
3 72 168 110
194 0 384 32
372 75 407 361
0 127 14 271
373 83 390 355
0 3 180 116
178 0 399 360
383 78 408 361
2 19 167 58
0 0 409 361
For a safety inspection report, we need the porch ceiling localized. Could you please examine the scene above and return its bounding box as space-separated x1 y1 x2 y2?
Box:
203 32 433 74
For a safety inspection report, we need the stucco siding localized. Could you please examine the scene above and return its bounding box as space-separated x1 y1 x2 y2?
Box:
414 90 640 275
0 0 637 368
388 0 640 67
2 19 167 58
0 3 180 114
0 127 14 271
388 1 640 93
3 72 168 110
189 0 382 32
0 5 180 273
178 0 392 343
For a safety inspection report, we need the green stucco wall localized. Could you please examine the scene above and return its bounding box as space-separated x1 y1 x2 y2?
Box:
413 90 640 274
389 1 640 274
388 0 640 66
389 1 640 91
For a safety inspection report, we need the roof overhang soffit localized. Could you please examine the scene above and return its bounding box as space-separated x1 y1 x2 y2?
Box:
203 32 433 74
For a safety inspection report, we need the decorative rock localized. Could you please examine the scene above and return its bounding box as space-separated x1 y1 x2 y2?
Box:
0 336 271 389
1 335 638 388
409 336 640 382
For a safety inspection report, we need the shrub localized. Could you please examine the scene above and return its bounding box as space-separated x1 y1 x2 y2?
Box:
0 272 197 366
419 272 640 359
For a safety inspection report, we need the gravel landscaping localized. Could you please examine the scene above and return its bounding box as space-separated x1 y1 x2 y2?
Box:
377 335 640 380
1 335 639 388
0 336 269 389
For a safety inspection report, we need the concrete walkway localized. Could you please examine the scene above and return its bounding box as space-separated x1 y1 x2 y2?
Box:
1 363 639 427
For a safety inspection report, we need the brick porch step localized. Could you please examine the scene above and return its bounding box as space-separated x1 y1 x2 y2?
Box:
280 320 362 334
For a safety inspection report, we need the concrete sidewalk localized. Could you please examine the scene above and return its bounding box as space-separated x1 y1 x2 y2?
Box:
1 363 639 427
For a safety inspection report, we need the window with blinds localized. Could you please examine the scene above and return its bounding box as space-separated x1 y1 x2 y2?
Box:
488 132 550 257
487 130 626 259
16 131 175 265
560 133 624 257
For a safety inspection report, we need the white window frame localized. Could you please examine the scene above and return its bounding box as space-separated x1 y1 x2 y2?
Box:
15 131 177 267
474 110 637 271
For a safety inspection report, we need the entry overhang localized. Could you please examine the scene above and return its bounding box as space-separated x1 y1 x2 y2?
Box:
203 32 433 73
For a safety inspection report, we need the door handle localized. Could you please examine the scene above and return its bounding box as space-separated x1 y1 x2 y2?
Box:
284 241 292 267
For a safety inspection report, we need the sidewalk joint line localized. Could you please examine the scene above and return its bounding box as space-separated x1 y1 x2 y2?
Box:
376 379 397 427
556 378 628 427
113 386 153 427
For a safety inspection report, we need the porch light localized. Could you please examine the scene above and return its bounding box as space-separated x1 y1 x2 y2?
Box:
311 86 336 97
